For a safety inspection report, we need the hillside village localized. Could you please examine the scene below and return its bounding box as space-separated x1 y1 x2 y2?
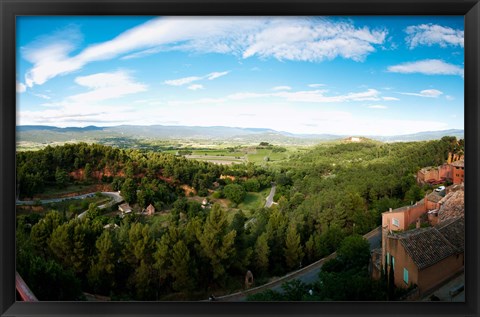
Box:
371 157 465 300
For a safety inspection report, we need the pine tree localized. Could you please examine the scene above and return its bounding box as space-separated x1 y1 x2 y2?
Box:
284 224 304 271
254 232 270 274
197 204 236 282
171 240 195 292
88 230 116 294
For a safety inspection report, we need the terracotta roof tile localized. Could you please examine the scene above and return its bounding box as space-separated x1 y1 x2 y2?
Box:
396 218 463 270
427 192 443 203
436 217 464 252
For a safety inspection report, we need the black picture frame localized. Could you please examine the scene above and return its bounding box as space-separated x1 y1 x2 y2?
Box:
1 1 479 316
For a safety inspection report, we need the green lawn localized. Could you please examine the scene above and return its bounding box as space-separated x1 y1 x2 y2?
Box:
246 148 291 164
237 188 271 215
192 149 245 156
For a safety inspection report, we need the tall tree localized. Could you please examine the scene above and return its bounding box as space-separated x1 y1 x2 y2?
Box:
171 240 195 292
197 204 236 282
121 178 137 204
254 232 270 275
284 224 304 271
88 230 116 294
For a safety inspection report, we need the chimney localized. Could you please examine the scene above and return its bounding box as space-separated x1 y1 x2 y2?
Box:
389 208 392 213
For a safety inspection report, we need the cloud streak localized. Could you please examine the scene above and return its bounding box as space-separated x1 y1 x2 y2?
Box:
387 59 464 77
164 71 229 87
272 86 292 91
399 89 443 98
21 17 387 88
405 24 463 49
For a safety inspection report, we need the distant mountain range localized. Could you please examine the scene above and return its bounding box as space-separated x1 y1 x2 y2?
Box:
16 125 464 145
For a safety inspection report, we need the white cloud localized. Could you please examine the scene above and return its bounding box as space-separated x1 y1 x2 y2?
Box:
275 88 381 103
387 59 464 77
446 95 455 101
69 71 147 104
382 96 399 101
188 84 204 91
242 19 387 62
164 76 202 86
400 89 443 98
21 17 387 87
164 71 229 87
272 86 292 91
16 82 26 93
18 71 146 127
405 24 463 49
368 105 387 109
32 93 51 100
224 88 382 103
206 71 229 80
308 83 326 88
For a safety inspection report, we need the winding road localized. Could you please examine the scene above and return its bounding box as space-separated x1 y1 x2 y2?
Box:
16 192 124 219
216 226 382 301
16 191 123 206
264 183 276 208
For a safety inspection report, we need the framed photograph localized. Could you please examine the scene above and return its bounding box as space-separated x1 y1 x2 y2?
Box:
1 0 479 317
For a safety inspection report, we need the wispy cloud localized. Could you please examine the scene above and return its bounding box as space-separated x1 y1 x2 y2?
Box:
308 83 326 88
446 95 455 101
32 93 51 100
382 96 399 101
164 76 202 86
18 71 146 126
399 89 443 98
223 88 383 103
387 59 464 77
206 71 229 80
164 71 229 87
241 18 387 62
405 24 463 49
188 84 204 91
16 82 26 93
22 17 387 88
70 70 147 103
272 86 292 91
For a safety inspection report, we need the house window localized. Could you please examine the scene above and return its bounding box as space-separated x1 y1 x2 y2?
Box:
403 268 409 284
392 256 395 269
392 218 399 227
386 252 390 265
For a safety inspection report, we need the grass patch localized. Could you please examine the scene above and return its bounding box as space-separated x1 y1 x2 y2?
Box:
34 183 104 199
17 195 110 216
237 188 271 215
246 148 292 164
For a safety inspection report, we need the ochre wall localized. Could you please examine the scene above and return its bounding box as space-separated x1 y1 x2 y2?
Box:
453 166 464 184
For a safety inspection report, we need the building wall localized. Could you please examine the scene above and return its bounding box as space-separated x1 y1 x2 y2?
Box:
453 166 464 184
382 203 426 233
417 253 464 295
385 236 464 296
417 164 454 184
384 237 419 290
423 169 439 182
439 164 452 179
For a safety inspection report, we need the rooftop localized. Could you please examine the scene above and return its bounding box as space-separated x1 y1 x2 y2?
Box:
426 191 443 203
451 159 464 168
382 200 425 215
436 217 464 252
392 217 464 270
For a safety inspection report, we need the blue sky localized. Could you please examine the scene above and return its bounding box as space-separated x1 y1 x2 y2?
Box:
16 16 464 136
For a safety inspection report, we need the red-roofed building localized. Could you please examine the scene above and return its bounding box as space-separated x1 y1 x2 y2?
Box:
451 159 464 184
383 217 464 296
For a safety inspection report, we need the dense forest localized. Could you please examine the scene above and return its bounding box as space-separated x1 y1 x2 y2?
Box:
16 137 458 300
